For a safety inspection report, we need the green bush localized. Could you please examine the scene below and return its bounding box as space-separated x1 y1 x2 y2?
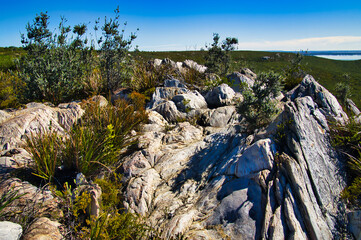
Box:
17 12 93 104
334 74 352 107
25 130 62 182
330 119 361 206
283 52 307 91
97 7 137 93
17 8 137 104
26 96 147 181
0 71 22 109
238 71 283 130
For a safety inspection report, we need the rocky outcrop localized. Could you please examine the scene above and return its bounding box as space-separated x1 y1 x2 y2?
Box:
121 75 349 239
0 178 62 219
0 72 353 239
286 75 348 123
23 217 62 240
153 58 207 73
0 101 84 150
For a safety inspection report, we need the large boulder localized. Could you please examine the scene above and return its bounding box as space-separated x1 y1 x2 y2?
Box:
201 106 237 128
147 79 188 109
172 91 207 112
227 71 255 92
204 84 236 108
0 221 22 240
154 101 186 123
286 75 348 123
23 217 62 240
0 102 84 150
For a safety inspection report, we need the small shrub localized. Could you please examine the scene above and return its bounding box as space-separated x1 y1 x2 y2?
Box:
330 119 361 206
25 130 62 182
283 52 307 91
0 71 22 109
237 71 283 130
334 74 352 107
55 182 92 238
62 123 118 177
204 33 238 76
97 7 137 93
61 98 147 176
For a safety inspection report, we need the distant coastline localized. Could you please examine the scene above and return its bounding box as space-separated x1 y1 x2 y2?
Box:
301 50 361 56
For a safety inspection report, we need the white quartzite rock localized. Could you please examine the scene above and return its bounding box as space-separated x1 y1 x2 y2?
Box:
204 83 236 108
0 221 22 240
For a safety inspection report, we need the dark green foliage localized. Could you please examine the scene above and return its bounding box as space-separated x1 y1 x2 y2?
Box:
62 98 147 176
0 71 22 109
25 130 62 182
283 52 307 90
238 71 283 130
97 7 137 93
17 12 92 104
330 119 361 206
26 96 147 181
334 74 352 107
204 33 238 76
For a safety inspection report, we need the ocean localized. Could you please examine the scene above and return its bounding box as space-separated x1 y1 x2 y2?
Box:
314 55 361 61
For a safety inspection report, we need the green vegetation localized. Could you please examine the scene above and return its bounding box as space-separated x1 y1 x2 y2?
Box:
25 96 149 238
334 74 352 107
18 12 93 104
25 129 62 182
1 48 361 108
131 51 361 108
204 33 238 76
98 7 137 93
283 52 307 91
330 119 361 206
27 96 147 182
237 71 283 130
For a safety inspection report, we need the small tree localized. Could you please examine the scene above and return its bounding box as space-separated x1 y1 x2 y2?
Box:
334 73 352 107
18 12 92 104
97 7 137 94
204 33 238 76
238 71 283 130
283 52 307 91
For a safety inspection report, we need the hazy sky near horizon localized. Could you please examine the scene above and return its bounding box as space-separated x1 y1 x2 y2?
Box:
1 0 361 51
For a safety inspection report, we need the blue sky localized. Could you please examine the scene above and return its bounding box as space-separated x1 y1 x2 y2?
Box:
1 0 361 51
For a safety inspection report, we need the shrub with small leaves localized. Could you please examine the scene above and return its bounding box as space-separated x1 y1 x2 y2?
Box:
204 33 238 76
334 74 352 107
237 71 283 130
0 71 22 109
330 119 361 206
